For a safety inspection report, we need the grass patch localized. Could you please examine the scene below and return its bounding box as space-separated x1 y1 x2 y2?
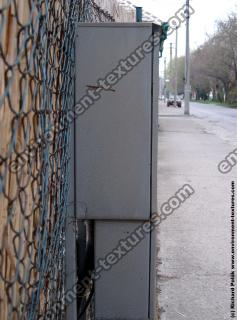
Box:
192 99 237 108
192 100 237 109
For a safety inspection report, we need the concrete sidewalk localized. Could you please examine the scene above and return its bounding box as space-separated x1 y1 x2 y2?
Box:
157 103 236 320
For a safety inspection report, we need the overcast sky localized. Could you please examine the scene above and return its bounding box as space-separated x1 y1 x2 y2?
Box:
126 0 237 74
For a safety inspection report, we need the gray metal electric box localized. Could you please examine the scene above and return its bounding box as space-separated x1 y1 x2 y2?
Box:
75 23 161 320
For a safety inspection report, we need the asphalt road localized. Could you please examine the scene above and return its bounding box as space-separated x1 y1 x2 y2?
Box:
191 102 237 145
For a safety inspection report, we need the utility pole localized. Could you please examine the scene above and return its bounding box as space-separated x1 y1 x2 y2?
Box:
174 27 178 107
169 43 173 98
184 0 190 115
164 57 167 101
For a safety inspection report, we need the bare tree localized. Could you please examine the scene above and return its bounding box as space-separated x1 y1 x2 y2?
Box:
190 12 237 103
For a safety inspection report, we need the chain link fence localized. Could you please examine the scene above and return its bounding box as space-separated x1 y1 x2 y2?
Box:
0 1 113 319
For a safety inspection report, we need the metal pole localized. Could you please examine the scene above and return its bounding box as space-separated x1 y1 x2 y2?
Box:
174 27 178 107
184 0 190 115
164 57 167 101
169 43 173 98
136 7 143 22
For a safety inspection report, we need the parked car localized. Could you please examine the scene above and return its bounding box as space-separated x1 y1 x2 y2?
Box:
167 96 182 108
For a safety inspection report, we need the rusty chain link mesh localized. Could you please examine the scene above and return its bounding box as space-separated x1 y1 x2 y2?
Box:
0 1 113 319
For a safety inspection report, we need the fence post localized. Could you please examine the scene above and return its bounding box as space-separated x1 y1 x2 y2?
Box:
65 119 77 320
136 7 143 22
